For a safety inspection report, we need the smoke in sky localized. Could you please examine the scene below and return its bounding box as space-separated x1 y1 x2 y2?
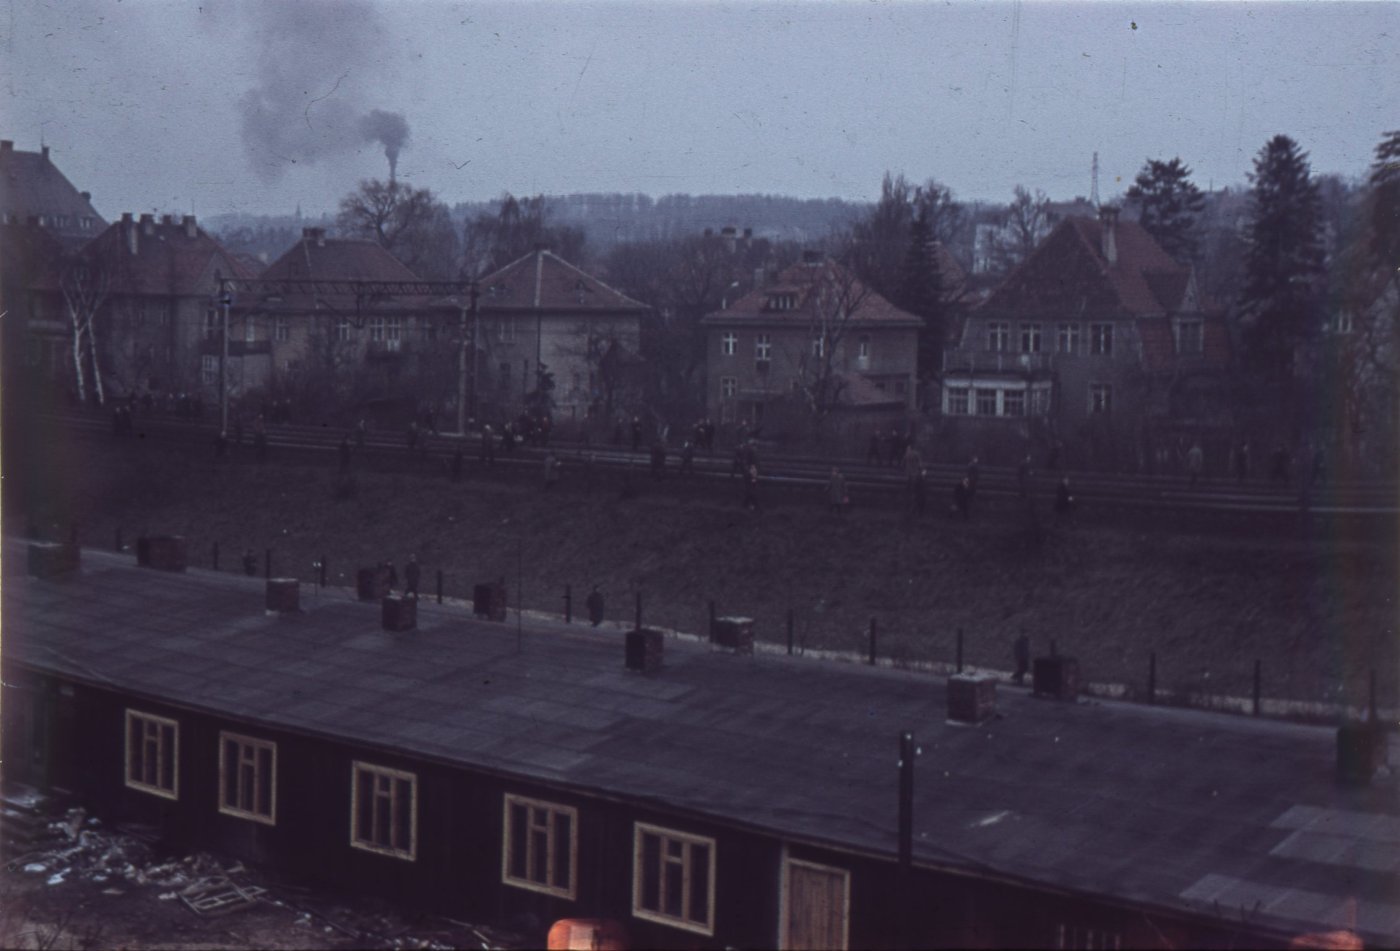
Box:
237 0 410 182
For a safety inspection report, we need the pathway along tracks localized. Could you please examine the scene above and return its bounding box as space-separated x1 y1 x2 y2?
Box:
55 411 1399 529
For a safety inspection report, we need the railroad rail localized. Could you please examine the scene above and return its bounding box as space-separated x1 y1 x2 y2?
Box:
42 410 1400 524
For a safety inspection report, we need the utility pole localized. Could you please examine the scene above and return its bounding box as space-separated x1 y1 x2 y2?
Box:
217 278 232 433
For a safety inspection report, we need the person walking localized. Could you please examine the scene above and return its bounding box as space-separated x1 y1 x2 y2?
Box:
586 586 605 627
827 467 848 515
742 464 760 511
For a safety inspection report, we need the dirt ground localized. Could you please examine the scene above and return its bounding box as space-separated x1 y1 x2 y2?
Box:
0 803 528 950
11 433 1397 711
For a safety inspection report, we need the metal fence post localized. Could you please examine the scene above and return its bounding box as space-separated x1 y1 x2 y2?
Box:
956 628 964 674
564 584 572 623
786 609 794 655
1253 659 1262 716
868 617 877 666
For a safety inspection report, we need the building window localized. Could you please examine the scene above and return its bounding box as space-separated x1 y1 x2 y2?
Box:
336 317 351 342
811 335 825 358
1089 383 1112 415
1175 320 1202 354
219 732 276 825
497 320 517 343
1030 386 1052 415
721 333 737 356
204 308 218 341
125 709 179 800
768 293 797 311
369 318 385 342
387 317 402 351
633 823 715 936
755 334 772 362
975 388 998 416
1057 323 1081 354
1090 323 1113 355
987 322 1010 353
1003 389 1025 416
244 316 257 343
274 316 290 342
946 387 969 415
350 761 417 861
721 377 738 399
1334 312 1355 334
1020 323 1042 353
201 355 218 386
857 335 870 361
502 794 577 899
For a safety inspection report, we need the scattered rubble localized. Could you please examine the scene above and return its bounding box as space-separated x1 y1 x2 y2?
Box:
2 800 530 949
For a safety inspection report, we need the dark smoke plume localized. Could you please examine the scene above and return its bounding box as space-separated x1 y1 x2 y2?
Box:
359 109 410 182
237 0 410 182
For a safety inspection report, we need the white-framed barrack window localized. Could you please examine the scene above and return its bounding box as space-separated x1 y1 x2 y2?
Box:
632 822 716 936
350 761 417 860
125 709 179 800
502 794 578 899
218 731 277 825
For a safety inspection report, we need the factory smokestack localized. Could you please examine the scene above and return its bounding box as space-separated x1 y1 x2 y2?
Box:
360 109 409 182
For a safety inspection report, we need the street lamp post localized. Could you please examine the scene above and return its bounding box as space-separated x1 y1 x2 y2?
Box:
217 283 232 433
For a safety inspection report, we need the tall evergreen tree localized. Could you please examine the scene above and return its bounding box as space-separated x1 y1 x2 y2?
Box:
899 210 946 386
1240 135 1325 376
1366 129 1400 270
1126 157 1205 263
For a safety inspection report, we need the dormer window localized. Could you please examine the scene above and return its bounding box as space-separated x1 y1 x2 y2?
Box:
768 293 797 311
1174 319 1203 354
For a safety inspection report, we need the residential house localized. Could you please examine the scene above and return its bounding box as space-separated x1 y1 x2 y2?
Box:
701 253 920 437
944 207 1229 466
474 246 650 423
22 212 252 401
0 140 106 245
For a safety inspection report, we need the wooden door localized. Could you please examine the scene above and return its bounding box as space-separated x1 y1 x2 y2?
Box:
783 858 849 950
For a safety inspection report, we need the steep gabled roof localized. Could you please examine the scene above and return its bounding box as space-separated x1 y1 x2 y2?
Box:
702 258 920 328
980 215 1193 321
0 142 106 245
30 215 252 296
477 248 647 314
262 231 421 283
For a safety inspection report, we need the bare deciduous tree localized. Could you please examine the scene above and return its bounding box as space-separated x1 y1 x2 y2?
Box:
59 255 110 404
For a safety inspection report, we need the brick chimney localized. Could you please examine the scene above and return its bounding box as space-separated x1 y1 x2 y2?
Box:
1099 206 1119 266
0 140 13 154
182 215 197 239
139 213 155 237
301 226 325 248
41 145 50 162
160 214 173 226
122 212 138 255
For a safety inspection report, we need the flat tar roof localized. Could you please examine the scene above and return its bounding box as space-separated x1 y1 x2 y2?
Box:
4 542 1397 945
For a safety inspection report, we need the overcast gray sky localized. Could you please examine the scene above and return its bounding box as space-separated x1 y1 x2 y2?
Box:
3 0 1396 220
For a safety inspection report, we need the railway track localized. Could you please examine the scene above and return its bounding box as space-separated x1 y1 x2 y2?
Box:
48 410 1400 524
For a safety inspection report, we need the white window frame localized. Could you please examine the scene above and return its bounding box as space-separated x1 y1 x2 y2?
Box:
1090 323 1113 356
987 322 1010 353
1174 319 1203 354
244 316 257 344
975 388 998 416
125 709 179 800
369 317 386 343
218 731 277 825
1003 389 1026 417
1020 323 1042 354
755 334 772 362
946 387 969 416
497 319 517 343
387 317 402 352
632 822 716 936
857 335 870 362
721 332 737 356
502 793 578 900
350 761 418 861
201 355 218 386
1089 382 1112 415
335 317 351 342
721 376 738 399
273 315 290 343
1057 322 1081 354
811 335 825 358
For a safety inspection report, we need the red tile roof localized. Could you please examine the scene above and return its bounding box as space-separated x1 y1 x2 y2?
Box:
29 216 252 295
262 232 421 283
703 258 920 327
980 216 1192 320
0 143 106 245
477 248 648 314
